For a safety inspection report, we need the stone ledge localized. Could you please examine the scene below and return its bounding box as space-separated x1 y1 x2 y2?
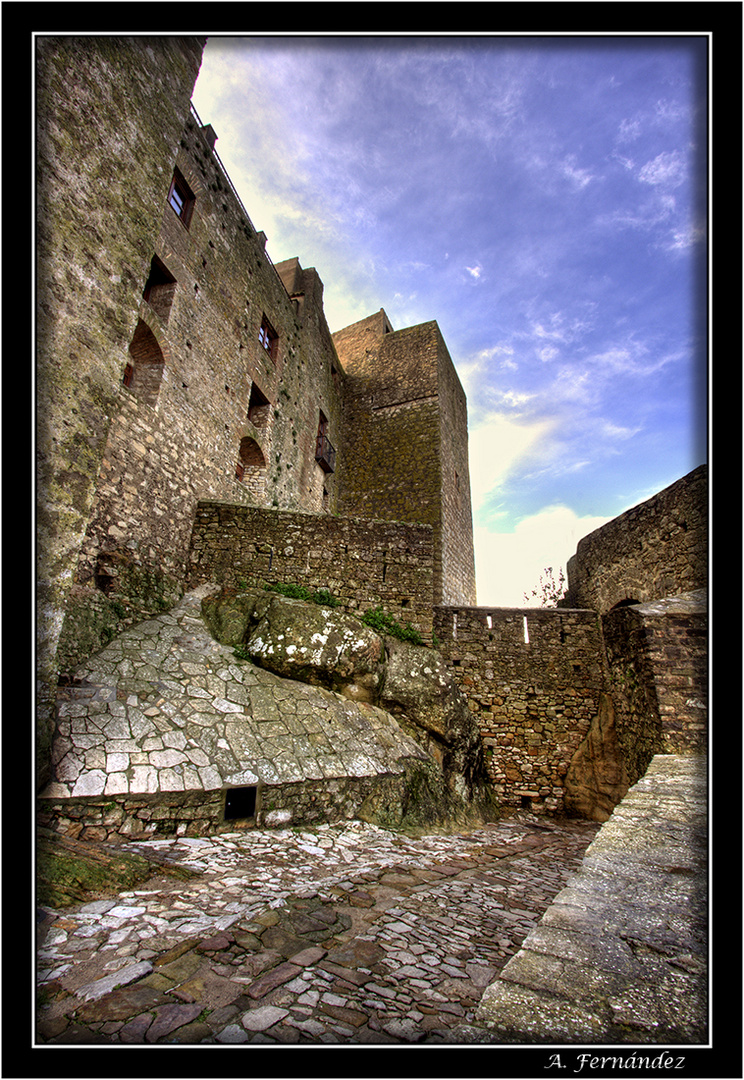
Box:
475 754 708 1044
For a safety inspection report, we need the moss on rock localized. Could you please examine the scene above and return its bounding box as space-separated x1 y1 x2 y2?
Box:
36 828 195 908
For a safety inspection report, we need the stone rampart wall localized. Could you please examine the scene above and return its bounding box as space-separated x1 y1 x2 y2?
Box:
602 592 707 765
433 606 605 812
565 465 707 613
188 502 435 635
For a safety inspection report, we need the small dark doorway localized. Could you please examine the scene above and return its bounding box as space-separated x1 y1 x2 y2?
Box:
224 786 257 821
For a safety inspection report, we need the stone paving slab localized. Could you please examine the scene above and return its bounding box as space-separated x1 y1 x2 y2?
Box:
35 814 599 1044
475 755 708 1045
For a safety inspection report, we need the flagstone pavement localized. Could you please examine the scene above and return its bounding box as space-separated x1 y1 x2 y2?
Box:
36 813 599 1045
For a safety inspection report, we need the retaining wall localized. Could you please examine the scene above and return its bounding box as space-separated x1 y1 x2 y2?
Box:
476 754 708 1044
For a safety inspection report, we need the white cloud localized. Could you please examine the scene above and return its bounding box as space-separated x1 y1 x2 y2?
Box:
468 413 555 513
638 149 687 189
474 506 610 607
601 420 641 440
617 116 642 144
560 155 595 190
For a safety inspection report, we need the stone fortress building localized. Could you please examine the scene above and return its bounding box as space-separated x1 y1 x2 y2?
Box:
36 37 707 840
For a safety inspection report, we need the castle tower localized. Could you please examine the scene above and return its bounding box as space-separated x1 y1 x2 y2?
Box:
333 311 477 606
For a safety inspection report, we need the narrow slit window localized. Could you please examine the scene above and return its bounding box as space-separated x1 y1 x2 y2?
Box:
247 383 271 428
142 255 177 321
315 410 336 473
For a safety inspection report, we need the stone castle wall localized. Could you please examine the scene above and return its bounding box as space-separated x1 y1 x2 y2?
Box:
188 502 435 636
35 36 206 784
566 465 707 613
602 592 707 764
72 118 346 598
433 606 606 813
39 36 476 721
36 37 705 821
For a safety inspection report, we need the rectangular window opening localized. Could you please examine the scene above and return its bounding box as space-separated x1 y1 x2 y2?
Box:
168 169 195 228
258 314 278 360
248 382 271 427
143 254 177 320
523 615 530 644
224 785 257 821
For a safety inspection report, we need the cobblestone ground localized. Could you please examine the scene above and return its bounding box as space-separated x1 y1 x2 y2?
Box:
36 814 599 1045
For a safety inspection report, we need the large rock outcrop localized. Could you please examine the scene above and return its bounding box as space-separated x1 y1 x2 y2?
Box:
39 585 496 840
563 693 630 822
202 587 495 817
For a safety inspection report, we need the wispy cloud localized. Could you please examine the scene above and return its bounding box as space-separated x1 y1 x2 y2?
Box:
560 155 596 189
638 149 687 189
469 412 555 512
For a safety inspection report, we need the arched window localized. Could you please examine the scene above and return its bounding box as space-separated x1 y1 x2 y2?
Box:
235 435 267 498
123 320 165 406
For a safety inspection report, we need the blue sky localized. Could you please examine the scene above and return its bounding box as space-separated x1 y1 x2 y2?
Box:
192 34 708 606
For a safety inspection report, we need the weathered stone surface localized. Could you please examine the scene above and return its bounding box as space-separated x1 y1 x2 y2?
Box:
145 1002 204 1042
434 605 606 814
241 1005 289 1031
242 592 386 702
476 754 707 1044
563 692 630 821
40 585 498 839
380 637 491 803
246 961 302 999
204 588 493 815
75 961 153 1002
119 1012 155 1043
75 982 162 1020
565 465 707 614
